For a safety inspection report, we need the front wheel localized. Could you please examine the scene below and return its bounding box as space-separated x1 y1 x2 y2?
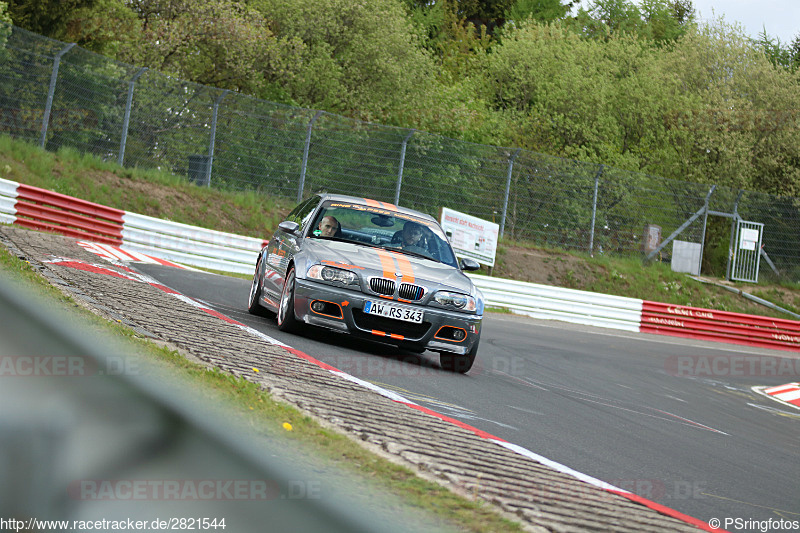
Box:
277 267 301 333
439 337 478 374
248 257 272 317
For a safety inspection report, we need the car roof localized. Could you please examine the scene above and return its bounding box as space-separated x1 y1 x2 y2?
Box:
314 193 437 223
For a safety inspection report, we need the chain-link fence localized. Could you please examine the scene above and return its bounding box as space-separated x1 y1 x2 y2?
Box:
1 23 799 280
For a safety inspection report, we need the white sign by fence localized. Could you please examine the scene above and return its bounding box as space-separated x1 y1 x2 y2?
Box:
739 228 760 251
440 207 499 266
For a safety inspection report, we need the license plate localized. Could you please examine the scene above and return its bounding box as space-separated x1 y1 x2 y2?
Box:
363 301 423 323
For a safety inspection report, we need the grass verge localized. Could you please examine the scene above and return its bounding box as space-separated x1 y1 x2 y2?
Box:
0 135 291 238
0 239 522 532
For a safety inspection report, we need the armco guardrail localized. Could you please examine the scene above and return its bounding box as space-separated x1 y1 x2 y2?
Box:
2 177 799 351
640 301 800 351
0 178 263 274
122 212 265 274
468 273 643 332
1 179 124 244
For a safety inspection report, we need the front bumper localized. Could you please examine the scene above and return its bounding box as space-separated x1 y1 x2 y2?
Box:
293 278 481 354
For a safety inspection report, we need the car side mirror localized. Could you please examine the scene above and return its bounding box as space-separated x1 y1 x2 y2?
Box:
460 258 480 271
278 220 300 235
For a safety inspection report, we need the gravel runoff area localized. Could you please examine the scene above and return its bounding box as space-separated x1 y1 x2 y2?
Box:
0 226 703 532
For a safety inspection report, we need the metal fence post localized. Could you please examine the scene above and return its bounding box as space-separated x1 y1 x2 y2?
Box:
726 190 744 280
298 111 323 202
118 67 148 166
697 184 716 275
39 43 76 149
499 148 521 239
588 164 604 255
205 89 229 186
394 129 415 205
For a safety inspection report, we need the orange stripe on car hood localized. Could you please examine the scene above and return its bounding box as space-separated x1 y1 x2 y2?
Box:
375 249 416 285
375 249 397 280
391 252 415 284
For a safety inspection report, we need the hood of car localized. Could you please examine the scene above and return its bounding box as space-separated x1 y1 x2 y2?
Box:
300 238 474 295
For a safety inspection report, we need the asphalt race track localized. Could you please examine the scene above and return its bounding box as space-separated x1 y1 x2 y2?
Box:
137 264 800 529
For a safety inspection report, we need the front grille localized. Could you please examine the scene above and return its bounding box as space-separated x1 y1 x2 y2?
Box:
352 309 431 339
369 277 396 296
398 283 425 301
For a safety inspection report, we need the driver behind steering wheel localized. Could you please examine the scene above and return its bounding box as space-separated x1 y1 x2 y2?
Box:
400 221 424 248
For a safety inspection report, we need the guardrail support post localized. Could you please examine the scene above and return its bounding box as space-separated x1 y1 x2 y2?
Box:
118 67 148 166
205 89 229 187
298 111 323 202
499 148 521 239
588 164 604 255
39 43 76 149
394 129 415 205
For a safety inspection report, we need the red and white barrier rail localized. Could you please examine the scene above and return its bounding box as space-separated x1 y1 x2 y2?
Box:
0 178 264 274
640 301 800 352
2 177 799 351
1 179 124 244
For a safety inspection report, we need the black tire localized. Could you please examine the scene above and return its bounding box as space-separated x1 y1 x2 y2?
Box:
439 337 478 374
248 256 270 317
277 267 301 333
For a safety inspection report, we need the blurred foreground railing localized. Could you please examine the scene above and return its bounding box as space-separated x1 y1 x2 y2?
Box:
0 269 438 531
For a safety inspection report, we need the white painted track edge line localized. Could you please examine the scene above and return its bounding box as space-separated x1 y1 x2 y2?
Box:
492 440 629 493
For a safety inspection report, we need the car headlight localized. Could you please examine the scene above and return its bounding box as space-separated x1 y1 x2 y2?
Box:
307 265 358 286
434 291 476 311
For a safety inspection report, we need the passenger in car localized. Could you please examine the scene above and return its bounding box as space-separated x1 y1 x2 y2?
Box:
317 216 341 237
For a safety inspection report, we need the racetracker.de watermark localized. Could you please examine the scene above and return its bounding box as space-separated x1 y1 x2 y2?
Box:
68 479 321 501
665 355 800 378
0 355 139 377
610 479 706 501
267 353 527 378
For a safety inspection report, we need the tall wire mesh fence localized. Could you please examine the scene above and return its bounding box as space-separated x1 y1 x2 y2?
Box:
1 23 799 280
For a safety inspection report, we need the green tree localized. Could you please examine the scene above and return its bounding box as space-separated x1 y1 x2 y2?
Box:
481 21 678 168
403 0 494 81
404 0 516 22
60 0 140 56
0 2 12 49
658 20 800 195
505 0 575 23
571 0 694 43
790 34 800 69
61 0 299 100
753 28 795 69
5 0 96 37
250 0 438 117
640 0 695 42
0 2 11 24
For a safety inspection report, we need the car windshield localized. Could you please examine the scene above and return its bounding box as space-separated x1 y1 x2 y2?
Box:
309 201 459 268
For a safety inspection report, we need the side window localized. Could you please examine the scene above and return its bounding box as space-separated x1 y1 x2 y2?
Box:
287 196 320 233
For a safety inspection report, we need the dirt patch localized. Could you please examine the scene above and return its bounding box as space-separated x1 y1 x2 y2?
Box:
491 246 600 288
